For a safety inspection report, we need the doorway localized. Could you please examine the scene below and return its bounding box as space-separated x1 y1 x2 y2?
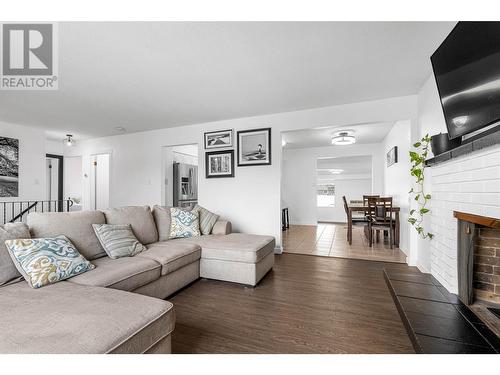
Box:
162 144 198 209
90 153 110 210
46 154 63 202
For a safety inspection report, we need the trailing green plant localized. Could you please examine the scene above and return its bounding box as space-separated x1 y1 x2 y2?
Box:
408 134 433 240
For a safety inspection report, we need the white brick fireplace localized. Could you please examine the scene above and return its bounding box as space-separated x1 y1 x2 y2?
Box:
428 143 500 293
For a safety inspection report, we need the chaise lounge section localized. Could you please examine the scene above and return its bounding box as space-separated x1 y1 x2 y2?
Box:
0 205 275 354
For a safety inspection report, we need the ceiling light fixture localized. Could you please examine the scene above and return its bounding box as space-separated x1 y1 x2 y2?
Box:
114 126 126 133
331 130 356 146
317 168 343 174
64 134 75 146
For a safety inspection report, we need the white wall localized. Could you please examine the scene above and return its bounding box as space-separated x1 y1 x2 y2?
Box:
64 95 418 251
382 120 412 255
0 121 46 202
317 178 372 223
282 144 383 225
46 139 64 155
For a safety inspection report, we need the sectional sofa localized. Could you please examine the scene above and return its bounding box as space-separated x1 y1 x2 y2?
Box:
0 205 275 354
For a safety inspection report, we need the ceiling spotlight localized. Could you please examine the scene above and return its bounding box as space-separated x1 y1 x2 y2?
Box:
331 130 356 146
64 134 75 146
114 126 126 133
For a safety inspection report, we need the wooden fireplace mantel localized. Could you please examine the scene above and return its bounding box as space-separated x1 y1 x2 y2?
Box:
454 211 500 228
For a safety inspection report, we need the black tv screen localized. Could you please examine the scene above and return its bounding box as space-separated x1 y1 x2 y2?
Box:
431 22 500 140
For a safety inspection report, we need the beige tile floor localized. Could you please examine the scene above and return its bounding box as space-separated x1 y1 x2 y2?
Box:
282 223 407 263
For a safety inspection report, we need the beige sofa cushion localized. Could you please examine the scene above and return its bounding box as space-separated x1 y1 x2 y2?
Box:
152 205 172 242
0 281 174 354
0 222 31 286
27 211 106 260
104 206 158 245
176 233 275 263
67 256 160 291
140 241 201 275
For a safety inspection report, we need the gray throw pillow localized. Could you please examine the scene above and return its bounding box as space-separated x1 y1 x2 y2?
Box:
92 224 147 259
0 222 31 286
192 205 219 235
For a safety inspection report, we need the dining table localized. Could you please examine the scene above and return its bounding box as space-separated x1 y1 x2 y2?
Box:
347 203 400 246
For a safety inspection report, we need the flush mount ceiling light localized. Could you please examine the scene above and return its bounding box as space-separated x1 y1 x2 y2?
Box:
317 168 344 174
331 130 356 145
64 134 75 146
114 126 126 133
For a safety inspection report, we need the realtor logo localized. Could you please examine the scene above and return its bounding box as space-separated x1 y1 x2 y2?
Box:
0 23 58 90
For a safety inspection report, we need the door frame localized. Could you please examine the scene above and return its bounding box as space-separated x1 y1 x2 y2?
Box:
46 154 64 210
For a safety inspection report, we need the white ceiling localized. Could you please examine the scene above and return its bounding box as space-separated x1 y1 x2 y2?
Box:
0 22 455 139
317 156 372 180
283 121 395 149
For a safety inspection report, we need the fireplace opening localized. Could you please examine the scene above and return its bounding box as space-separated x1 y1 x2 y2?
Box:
455 211 500 338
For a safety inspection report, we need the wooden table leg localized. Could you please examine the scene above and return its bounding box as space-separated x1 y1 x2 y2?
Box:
348 210 352 245
395 211 400 247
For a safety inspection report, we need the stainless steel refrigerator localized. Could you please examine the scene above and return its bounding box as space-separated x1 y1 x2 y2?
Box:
173 162 198 209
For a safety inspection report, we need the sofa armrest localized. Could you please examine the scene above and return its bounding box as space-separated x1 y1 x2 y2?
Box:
211 220 232 235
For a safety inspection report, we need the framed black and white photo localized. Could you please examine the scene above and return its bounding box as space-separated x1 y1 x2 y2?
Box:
204 129 233 149
237 127 271 166
0 136 19 197
205 150 235 178
387 146 398 167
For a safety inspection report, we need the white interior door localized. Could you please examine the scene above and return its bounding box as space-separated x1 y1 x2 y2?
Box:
90 153 110 210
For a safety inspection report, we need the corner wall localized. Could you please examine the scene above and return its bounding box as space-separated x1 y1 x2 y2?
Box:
382 120 411 255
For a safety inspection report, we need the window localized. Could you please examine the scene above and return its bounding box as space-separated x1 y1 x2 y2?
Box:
317 184 335 207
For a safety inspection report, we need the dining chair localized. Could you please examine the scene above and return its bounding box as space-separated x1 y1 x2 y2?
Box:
362 195 380 206
365 196 395 249
343 196 368 242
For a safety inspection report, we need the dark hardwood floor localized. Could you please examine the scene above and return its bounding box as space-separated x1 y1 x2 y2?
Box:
170 253 415 353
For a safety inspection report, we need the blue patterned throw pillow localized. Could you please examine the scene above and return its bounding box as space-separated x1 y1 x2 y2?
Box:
169 207 201 239
5 235 95 289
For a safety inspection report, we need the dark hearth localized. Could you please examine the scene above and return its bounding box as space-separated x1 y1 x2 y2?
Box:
384 268 499 353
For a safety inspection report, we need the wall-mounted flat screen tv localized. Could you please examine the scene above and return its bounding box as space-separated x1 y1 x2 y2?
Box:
431 22 500 140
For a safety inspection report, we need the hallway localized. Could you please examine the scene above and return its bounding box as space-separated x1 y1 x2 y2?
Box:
282 223 407 263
